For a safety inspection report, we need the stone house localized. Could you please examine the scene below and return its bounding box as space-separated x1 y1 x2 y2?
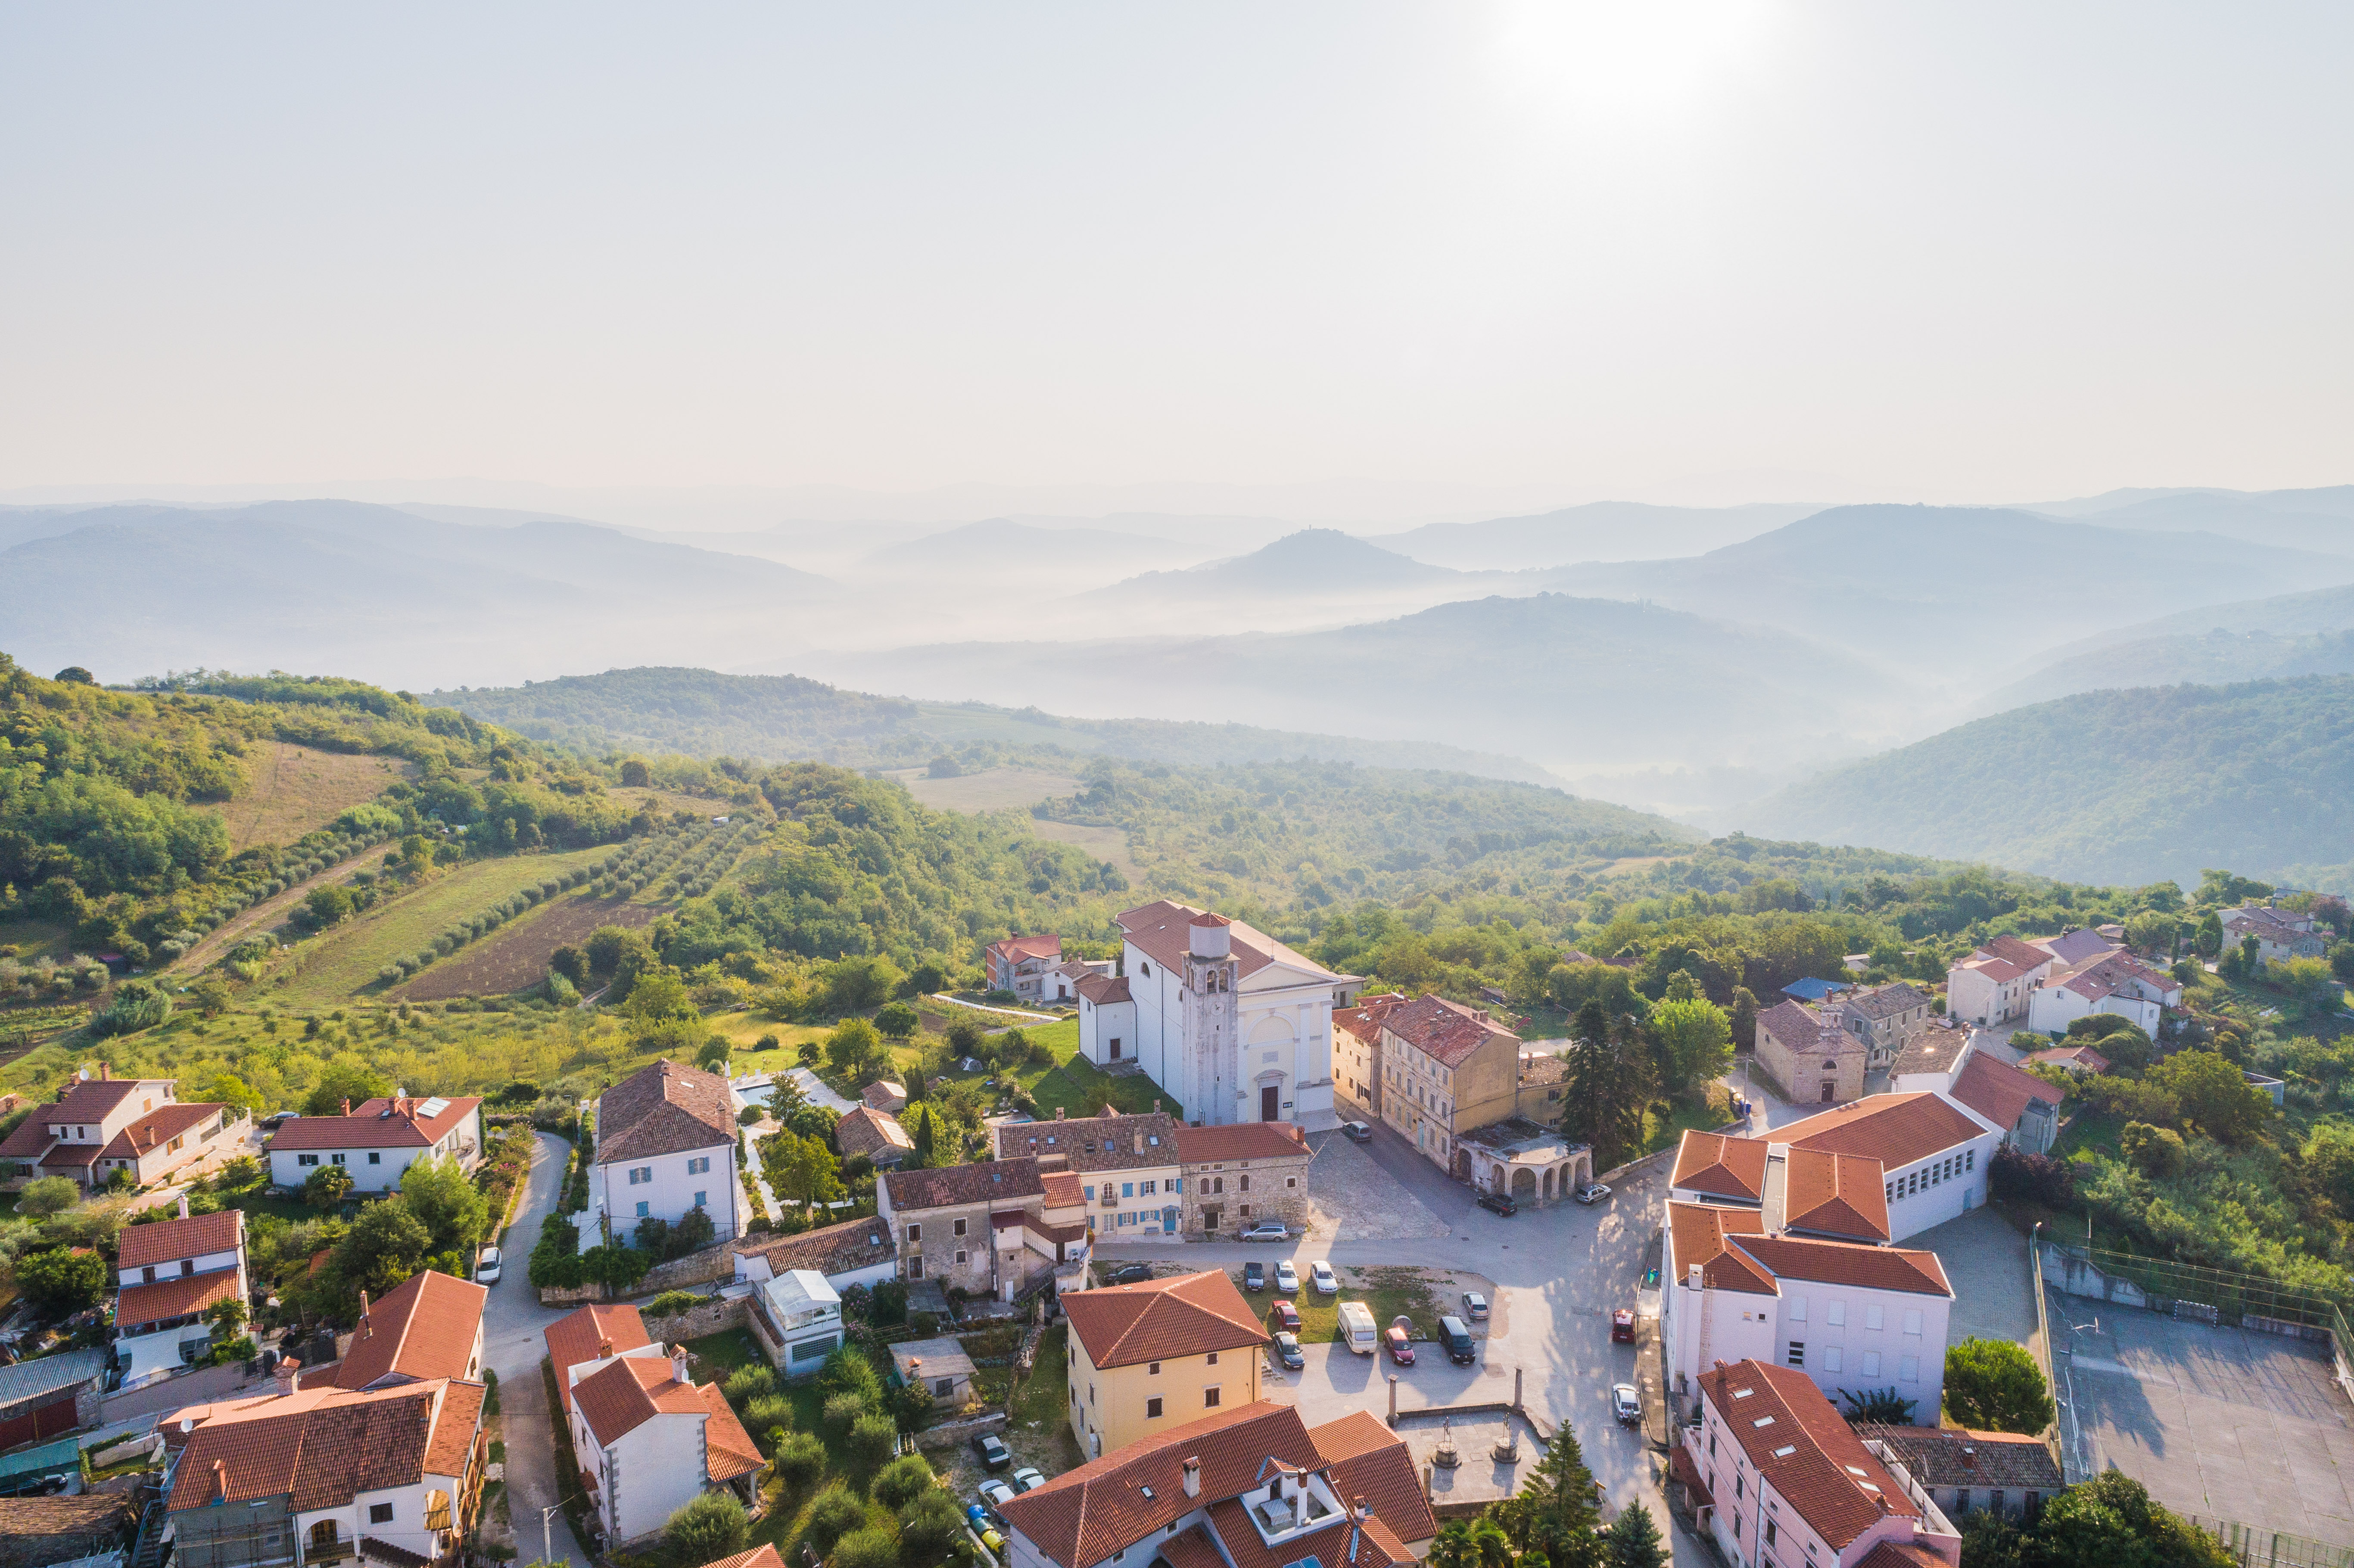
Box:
996 1108 1185 1240
893 1336 978 1409
1754 998 1868 1106
1171 1121 1311 1238
1371 995 1520 1177
877 1156 1092 1302
1840 982 1934 1068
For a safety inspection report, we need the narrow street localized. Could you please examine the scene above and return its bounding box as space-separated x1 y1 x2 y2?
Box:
481 1132 590 1568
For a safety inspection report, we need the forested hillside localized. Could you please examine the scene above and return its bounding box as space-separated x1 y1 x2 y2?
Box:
1735 677 2354 890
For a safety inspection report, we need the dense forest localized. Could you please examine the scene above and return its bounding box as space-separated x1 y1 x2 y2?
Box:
1737 676 2354 891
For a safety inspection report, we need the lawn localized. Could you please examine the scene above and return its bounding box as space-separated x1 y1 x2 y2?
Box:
1639 1086 1736 1157
1219 1262 1444 1346
267 846 615 1005
200 741 417 853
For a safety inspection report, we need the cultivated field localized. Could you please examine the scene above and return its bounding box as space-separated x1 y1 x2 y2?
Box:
269 846 613 1005
900 766 1083 813
203 741 415 852
174 843 395 974
1028 819 1143 883
395 888 653 1001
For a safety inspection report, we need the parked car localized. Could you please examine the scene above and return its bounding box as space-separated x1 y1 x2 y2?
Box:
1310 1262 1339 1296
474 1246 501 1285
1270 1299 1301 1332
1575 1183 1612 1205
1241 1220 1291 1242
1460 1291 1488 1321
1273 1331 1304 1370
1244 1261 1266 1291
1477 1191 1519 1217
1612 1309 1635 1344
978 1479 1016 1520
1340 1121 1373 1142
973 1433 1013 1471
1012 1468 1047 1494
1274 1261 1299 1294
1385 1325 1415 1365
1613 1384 1641 1425
1104 1262 1154 1285
1437 1314 1477 1365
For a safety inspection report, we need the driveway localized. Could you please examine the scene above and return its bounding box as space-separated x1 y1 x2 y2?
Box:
1096 1120 1680 1556
480 1132 592 1568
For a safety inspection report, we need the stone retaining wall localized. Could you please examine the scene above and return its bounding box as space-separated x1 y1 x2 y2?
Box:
913 1411 1009 1451
648 1294 750 1346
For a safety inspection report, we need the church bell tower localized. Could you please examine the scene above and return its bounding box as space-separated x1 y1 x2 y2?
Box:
1182 913 1241 1124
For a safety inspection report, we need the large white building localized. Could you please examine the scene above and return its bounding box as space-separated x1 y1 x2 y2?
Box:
2024 950 2182 1038
592 1059 742 1245
265 1095 484 1193
1076 901 1360 1131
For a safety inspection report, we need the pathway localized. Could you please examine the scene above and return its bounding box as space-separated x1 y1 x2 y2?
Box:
925 992 1059 1025
479 1131 592 1568
171 842 397 976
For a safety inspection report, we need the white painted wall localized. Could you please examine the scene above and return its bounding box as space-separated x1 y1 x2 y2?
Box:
594 1138 741 1241
1878 1128 1998 1242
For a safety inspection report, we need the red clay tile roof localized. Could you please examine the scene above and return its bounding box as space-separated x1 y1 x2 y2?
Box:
571 1354 708 1447
997 1113 1180 1172
0 1119 54 1160
1118 901 1347 986
1699 1361 1918 1549
1309 1412 1438 1544
43 1080 146 1127
884 1156 1046 1212
121 1209 244 1271
987 935 1063 963
730 1216 895 1283
1666 1202 1773 1294
1758 999 1859 1058
1671 1131 1767 1201
1981 935 2053 973
1781 1149 1890 1243
1669 1444 1713 1508
1844 982 1931 1022
100 1102 226 1160
1733 1236 1951 1297
543 1303 651 1414
1040 1171 1085 1207
165 1381 450 1513
116 1268 241 1328
1075 973 1131 1005
1949 1051 2063 1136
2025 1045 2109 1073
1333 994 1408 1045
266 1097 481 1151
997 1402 1324 1568
1850 1424 2063 1491
422 1379 485 1478
597 1061 735 1163
1773 1093 1987 1170
2058 952 2176 1004
836 1105 915 1160
698 1382 764 1482
860 1081 909 1112
1157 1525 1229 1568
334 1269 486 1389
1855 1543 1950 1568
1174 1122 1308 1164
1378 995 1514 1068
699 1548 789 1568
1958 957 2028 984
1064 1270 1270 1369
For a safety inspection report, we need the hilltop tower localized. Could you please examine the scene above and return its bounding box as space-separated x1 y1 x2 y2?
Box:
1181 913 1242 1121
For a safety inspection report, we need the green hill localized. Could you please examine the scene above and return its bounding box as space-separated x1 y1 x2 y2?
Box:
1734 676 2354 890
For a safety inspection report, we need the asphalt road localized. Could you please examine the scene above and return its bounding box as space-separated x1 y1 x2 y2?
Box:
1093 1117 1688 1556
480 1132 592 1568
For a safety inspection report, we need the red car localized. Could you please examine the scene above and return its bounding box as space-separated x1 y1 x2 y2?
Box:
1385 1325 1415 1365
1612 1309 1636 1344
1271 1299 1301 1332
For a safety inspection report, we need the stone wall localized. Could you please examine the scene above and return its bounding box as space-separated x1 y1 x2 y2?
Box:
636 1241 738 1293
648 1294 750 1346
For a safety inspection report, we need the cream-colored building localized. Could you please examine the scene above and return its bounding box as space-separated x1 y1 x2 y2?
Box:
1062 1269 1267 1462
1373 995 1520 1178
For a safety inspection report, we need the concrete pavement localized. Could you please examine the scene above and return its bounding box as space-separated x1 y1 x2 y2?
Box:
1095 1119 1691 1557
481 1132 591 1568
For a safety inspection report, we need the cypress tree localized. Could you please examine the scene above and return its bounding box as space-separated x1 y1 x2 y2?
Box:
1606 1503 1665 1568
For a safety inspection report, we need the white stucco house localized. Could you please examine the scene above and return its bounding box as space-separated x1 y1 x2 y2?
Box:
114 1204 248 1385
1077 901 1361 1131
2024 951 2182 1037
1943 936 2055 1028
265 1095 484 1193
548 1317 762 1546
591 1059 742 1246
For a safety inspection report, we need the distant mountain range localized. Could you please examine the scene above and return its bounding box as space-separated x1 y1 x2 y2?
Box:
1983 581 2354 710
1366 501 1824 571
1731 675 2354 892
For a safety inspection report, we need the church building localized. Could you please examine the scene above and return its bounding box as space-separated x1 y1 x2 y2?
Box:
1076 900 1361 1132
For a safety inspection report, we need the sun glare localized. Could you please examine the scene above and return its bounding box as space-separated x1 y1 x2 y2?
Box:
1490 0 1779 122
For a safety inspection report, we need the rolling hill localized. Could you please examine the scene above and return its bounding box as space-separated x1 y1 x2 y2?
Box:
1545 504 2354 669
1986 582 2354 709
1732 675 2354 890
1367 500 1820 570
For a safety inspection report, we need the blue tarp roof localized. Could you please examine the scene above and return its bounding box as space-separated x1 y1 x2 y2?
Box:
1781 977 1853 1002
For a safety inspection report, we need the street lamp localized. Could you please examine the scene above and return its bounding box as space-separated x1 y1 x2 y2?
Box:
541 1496 584 1567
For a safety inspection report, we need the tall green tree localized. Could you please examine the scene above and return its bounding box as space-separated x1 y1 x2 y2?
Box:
1497 1418 1607 1568
1561 1015 1653 1172
1646 996 1733 1099
1942 1338 2055 1433
399 1154 490 1256
1605 1503 1666 1568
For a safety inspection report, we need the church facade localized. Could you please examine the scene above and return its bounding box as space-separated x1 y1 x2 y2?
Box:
1076 899 1361 1132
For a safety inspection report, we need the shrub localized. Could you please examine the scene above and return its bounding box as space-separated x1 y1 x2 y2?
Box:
1987 1144 2074 1207
847 1412 898 1477
775 1431 826 1487
804 1487 869 1551
742 1392 791 1432
1943 1338 2055 1433
823 1390 869 1437
723 1363 777 1407
818 1344 884 1405
869 1278 909 1325
647 1289 703 1319
907 1309 938 1338
831 1529 901 1568
873 1452 935 1508
664 1490 749 1563
898 1489 968 1560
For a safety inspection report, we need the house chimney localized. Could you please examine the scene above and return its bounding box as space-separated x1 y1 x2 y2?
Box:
341 1098 352 1117
597 1338 613 1360
1182 1458 1201 1498
100 1063 109 1081
212 1459 227 1500
1055 1107 1065 1120
274 1356 300 1396
1134 1132 1145 1155
178 1194 190 1220
1688 1264 1703 1291
359 1290 372 1338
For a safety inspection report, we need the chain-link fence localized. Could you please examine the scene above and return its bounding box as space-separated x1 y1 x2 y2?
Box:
2192 1515 2354 1568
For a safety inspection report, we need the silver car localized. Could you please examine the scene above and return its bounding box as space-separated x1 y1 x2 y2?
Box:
1240 1221 1290 1242
1613 1384 1641 1425
1274 1261 1299 1294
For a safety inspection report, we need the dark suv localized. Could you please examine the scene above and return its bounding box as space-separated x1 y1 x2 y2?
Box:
1477 1191 1518 1217
1437 1314 1478 1365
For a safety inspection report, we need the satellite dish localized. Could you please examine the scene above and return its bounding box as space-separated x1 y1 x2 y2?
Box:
180 1417 195 1434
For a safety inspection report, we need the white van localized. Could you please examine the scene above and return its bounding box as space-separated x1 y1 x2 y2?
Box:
1338 1301 1377 1354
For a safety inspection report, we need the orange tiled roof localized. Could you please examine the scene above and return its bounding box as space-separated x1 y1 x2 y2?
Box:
1671 1131 1767 1201
1949 1051 2063 1136
116 1268 241 1328
1734 1236 1951 1297
698 1548 789 1568
1063 1270 1269 1369
121 1210 244 1271
596 1061 734 1163
1117 901 1347 986
1772 1093 1987 1170
334 1269 486 1390
697 1383 764 1482
571 1355 708 1448
1333 994 1408 1045
1667 1202 1773 1293
165 1381 453 1513
1378 995 1514 1068
1697 1361 1917 1550
543 1303 651 1414
266 1097 479 1150
100 1102 226 1161
422 1380 485 1477
1174 1122 1308 1164
1781 1148 1890 1243
1309 1413 1437 1544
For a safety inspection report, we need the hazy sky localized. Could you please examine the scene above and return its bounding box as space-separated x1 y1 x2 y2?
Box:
3 3 2349 508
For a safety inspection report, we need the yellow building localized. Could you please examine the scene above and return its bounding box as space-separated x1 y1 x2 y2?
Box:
1062 1270 1269 1461
1374 994 1521 1177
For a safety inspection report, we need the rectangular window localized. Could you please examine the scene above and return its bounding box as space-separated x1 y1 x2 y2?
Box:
1967 1149 1977 1171
1140 1180 1156 1196
1147 1397 1163 1418
906 1223 922 1243
1865 1304 1884 1331
1903 1309 1923 1335
1787 1296 1806 1322
1861 1351 1881 1378
1885 1182 1894 1203
332 1153 346 1165
694 1190 707 1208
367 1151 381 1164
954 1218 968 1237
299 1154 319 1167
1822 1346 1843 1373
370 1505 393 1525
1765 1521 1778 1547
1084 1185 1096 1200
1826 1300 1846 1327
629 1166 652 1185
1786 1341 1805 1367
688 1156 711 1175
1118 1211 1136 1226
1206 1352 1217 1365
1122 1182 1135 1198
1171 1178 1183 1194
1203 1386 1221 1408
636 1201 649 1218
1899 1354 1920 1382
956 1250 968 1265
